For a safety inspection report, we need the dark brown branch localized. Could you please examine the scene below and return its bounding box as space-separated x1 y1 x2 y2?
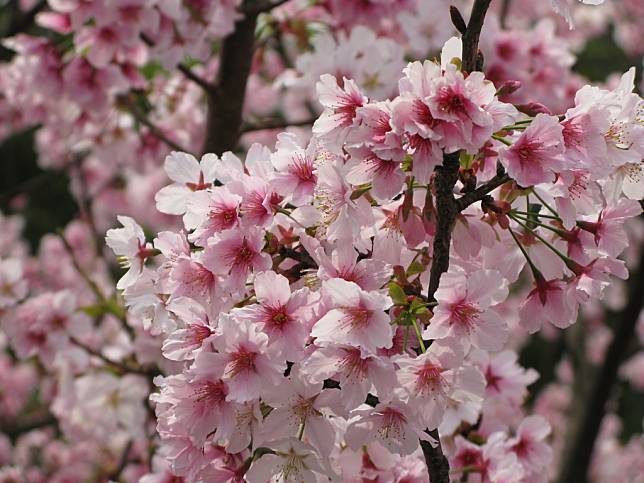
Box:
107 440 133 481
557 249 644 483
0 412 56 440
461 0 492 73
139 33 214 92
450 6 467 35
426 152 461 302
117 94 191 154
177 63 216 93
242 0 289 15
456 172 510 211
421 3 493 482
240 117 316 134
202 8 259 155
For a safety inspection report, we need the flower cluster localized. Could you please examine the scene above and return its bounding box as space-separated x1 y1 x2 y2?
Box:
99 39 642 480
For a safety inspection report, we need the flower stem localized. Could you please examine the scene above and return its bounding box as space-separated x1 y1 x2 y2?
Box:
411 316 427 353
507 226 542 278
492 134 512 146
508 214 575 266
530 189 560 217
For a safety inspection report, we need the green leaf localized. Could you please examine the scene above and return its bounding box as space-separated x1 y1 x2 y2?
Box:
78 297 125 320
79 303 105 318
406 261 425 277
139 60 168 80
350 184 371 200
388 283 407 305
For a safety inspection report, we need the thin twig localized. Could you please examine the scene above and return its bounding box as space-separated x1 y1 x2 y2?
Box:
461 0 492 73
59 233 108 304
107 440 134 481
456 172 511 211
177 63 216 93
240 117 316 134
117 95 192 154
242 0 289 15
139 33 215 92
0 411 56 441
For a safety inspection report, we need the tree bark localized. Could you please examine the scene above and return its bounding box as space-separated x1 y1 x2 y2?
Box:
202 12 259 155
421 2 493 482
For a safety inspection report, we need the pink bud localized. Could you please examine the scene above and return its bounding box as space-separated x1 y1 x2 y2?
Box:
496 80 522 96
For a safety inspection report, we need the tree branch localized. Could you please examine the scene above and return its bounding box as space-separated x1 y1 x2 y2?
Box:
202 7 259 155
456 171 510 211
242 0 289 15
557 247 644 483
426 152 461 302
139 33 214 92
240 117 316 134
462 0 492 73
0 411 56 440
421 2 493 481
117 94 192 154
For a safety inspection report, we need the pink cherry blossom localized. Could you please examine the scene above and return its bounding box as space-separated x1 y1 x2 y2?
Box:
106 215 156 290
155 151 220 216
206 315 285 403
499 113 567 187
311 278 393 353
345 400 436 456
201 228 271 291
396 339 485 430
424 267 510 351
233 270 314 362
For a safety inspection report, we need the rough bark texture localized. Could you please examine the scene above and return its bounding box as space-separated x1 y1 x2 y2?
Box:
421 2 493 482
426 152 461 301
202 12 259 155
557 247 644 483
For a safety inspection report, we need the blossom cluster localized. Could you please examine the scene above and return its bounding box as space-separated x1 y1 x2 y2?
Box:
99 40 642 480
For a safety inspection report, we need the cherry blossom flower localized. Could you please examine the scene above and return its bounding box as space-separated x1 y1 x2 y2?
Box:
0 258 27 308
201 228 271 291
106 215 156 290
313 74 368 144
300 344 397 409
155 151 220 216
270 133 318 206
184 186 242 246
205 315 285 403
508 415 553 476
233 270 314 362
345 400 436 456
499 113 567 187
311 278 393 353
396 339 485 430
519 275 579 333
246 438 333 483
424 267 510 351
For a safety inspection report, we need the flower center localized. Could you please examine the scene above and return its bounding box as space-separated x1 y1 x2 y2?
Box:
449 299 481 328
192 380 227 405
227 346 257 377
